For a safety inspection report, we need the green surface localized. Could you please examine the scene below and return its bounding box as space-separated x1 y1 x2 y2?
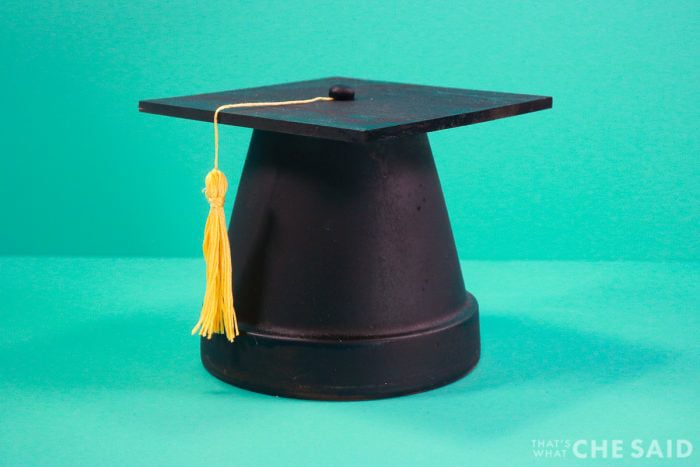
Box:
1 257 698 466
0 0 698 260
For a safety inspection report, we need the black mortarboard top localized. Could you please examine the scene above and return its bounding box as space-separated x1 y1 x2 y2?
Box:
140 76 551 142
139 77 552 400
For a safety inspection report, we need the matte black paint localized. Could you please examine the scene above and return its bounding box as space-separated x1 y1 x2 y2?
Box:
139 77 551 142
200 130 480 399
138 78 551 399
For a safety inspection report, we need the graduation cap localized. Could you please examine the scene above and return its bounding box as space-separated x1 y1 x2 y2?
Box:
139 77 551 400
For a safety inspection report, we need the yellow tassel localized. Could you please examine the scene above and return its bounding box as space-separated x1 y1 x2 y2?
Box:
192 96 334 342
191 168 239 342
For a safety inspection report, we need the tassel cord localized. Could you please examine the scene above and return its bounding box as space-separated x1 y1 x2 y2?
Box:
193 96 333 342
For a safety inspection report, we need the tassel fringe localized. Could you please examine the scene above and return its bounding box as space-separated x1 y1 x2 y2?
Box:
191 169 239 342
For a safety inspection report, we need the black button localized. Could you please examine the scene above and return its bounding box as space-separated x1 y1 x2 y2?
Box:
329 85 355 101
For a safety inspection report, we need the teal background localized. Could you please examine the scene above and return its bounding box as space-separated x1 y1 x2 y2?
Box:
1 258 698 465
1 1 699 466
0 0 697 260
